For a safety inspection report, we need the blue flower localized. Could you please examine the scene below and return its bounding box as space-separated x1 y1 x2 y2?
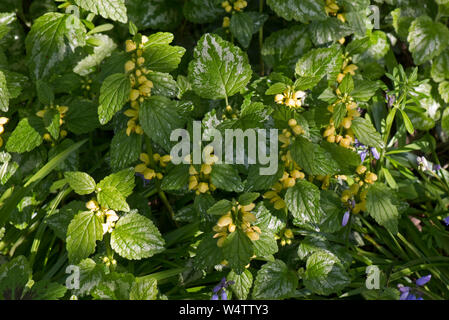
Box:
398 274 431 300
354 139 380 162
443 216 449 226
211 277 234 300
342 210 350 227
342 200 355 227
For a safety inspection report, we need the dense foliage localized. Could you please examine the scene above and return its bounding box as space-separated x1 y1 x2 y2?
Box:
0 0 449 300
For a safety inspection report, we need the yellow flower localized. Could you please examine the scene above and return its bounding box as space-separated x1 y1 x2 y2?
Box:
222 16 230 28
126 40 137 52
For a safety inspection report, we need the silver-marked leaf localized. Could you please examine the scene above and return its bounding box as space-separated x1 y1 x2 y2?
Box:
25 13 86 79
74 0 127 23
188 33 252 100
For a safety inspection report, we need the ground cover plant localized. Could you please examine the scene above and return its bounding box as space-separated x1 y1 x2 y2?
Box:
0 0 449 301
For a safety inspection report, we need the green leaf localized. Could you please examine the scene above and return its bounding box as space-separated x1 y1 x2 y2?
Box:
246 163 284 192
303 250 350 296
266 0 326 23
97 185 130 212
399 109 414 135
0 256 31 300
188 33 252 100
183 0 222 24
438 81 449 103
67 211 104 263
253 202 286 234
442 107 449 135
46 201 85 240
0 70 9 112
126 0 182 30
130 277 158 300
36 80 54 105
43 109 60 140
66 99 100 134
408 15 449 65
160 164 189 191
98 168 135 198
338 74 354 95
227 269 253 300
143 32 174 47
111 212 165 260
308 17 354 46
73 258 107 297
98 73 131 125
252 231 278 257
207 199 233 216
64 171 96 195
211 164 244 192
74 0 127 23
261 25 312 77
290 137 339 176
252 260 298 299
366 183 400 234
431 50 449 83
332 103 346 128
230 11 268 49
147 71 178 97
25 12 86 79
285 180 322 228
143 44 185 73
321 141 361 175
222 229 254 274
194 233 224 270
92 272 134 300
238 192 260 206
110 130 142 171
6 117 44 153
139 96 185 152
350 117 384 149
295 46 340 90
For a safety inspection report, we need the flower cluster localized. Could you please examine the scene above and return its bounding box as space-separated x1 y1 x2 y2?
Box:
274 88 306 109
323 89 360 149
222 0 247 13
0 117 9 148
211 277 234 300
124 37 153 136
398 274 431 300
188 148 219 195
86 199 119 234
341 165 377 226
134 152 171 184
325 0 345 22
278 118 305 149
213 201 261 247
275 228 294 246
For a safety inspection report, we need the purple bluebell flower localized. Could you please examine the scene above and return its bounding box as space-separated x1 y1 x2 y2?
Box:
342 200 355 227
415 275 431 286
211 277 234 300
433 164 441 171
398 274 431 300
386 93 396 107
342 210 350 227
354 139 380 162
443 216 449 226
